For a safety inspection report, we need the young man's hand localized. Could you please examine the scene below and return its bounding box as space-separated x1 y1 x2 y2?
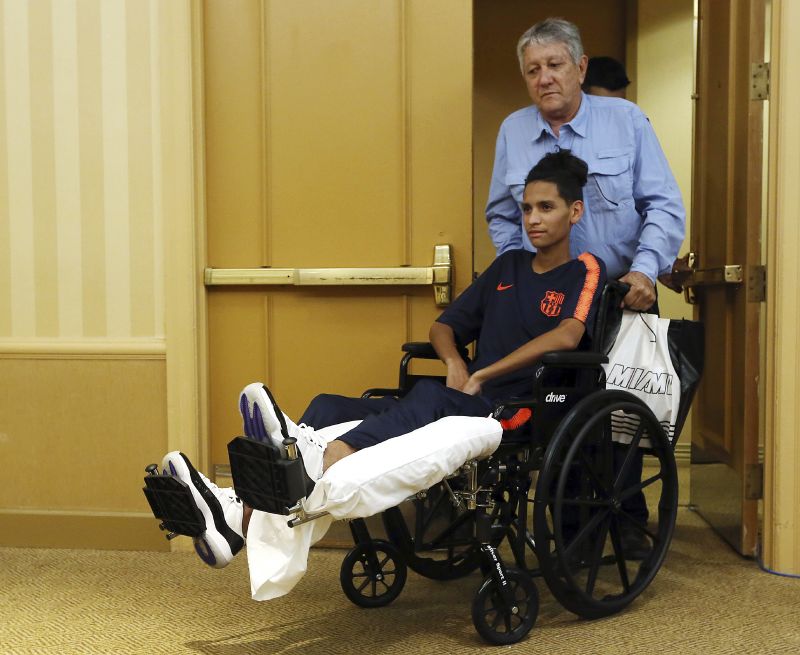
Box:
446 360 470 391
462 372 484 396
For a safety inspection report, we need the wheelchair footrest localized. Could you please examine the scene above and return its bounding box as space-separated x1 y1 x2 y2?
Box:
228 437 310 515
142 475 205 538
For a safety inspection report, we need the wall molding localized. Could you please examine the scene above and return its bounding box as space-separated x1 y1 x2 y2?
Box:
0 510 169 551
0 338 165 357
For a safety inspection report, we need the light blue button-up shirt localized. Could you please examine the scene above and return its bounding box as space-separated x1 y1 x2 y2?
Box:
486 93 685 281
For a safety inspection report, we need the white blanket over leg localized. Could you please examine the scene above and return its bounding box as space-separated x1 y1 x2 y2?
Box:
246 415 503 600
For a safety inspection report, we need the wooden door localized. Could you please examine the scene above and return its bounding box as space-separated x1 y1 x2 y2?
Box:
200 0 474 467
689 0 766 555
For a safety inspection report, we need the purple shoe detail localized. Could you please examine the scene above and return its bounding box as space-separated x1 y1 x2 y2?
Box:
240 394 267 442
251 404 268 442
239 382 289 450
194 539 217 566
239 394 250 436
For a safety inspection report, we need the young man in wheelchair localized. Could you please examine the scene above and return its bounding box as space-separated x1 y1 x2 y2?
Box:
152 149 607 569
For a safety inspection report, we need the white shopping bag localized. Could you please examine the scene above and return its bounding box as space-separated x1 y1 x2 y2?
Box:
602 311 681 448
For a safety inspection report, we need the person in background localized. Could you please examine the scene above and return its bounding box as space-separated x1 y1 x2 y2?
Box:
582 55 630 98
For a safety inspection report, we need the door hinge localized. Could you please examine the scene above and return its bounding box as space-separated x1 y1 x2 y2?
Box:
750 62 770 100
747 265 766 302
745 463 763 500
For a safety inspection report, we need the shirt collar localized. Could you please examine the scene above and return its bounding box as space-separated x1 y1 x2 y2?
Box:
532 92 590 140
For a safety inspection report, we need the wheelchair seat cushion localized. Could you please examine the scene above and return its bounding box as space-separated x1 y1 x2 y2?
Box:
246 415 503 601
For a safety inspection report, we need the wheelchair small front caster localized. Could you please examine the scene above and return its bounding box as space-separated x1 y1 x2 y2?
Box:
471 568 538 645
339 540 407 609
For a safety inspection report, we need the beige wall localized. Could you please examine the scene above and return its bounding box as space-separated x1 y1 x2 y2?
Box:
0 0 165 340
0 0 194 549
630 0 694 321
628 0 695 456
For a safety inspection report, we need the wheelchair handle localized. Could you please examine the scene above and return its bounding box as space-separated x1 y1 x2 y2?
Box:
608 279 631 297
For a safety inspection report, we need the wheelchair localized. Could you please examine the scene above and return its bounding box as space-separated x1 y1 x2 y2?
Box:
145 281 694 645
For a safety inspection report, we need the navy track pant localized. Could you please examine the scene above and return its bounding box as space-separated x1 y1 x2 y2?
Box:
300 379 492 451
299 393 398 429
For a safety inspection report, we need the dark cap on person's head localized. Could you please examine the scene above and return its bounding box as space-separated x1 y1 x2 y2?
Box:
583 56 630 92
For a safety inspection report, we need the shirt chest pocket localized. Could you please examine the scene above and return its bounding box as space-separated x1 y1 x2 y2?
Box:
586 154 633 210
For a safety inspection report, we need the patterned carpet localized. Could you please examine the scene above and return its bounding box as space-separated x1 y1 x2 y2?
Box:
1 508 799 655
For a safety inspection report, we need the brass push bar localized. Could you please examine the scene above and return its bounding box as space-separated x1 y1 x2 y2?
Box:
204 244 453 306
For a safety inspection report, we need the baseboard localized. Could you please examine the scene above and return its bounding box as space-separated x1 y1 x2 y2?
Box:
0 510 170 551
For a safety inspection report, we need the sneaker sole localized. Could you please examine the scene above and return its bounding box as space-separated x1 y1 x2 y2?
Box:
163 452 244 568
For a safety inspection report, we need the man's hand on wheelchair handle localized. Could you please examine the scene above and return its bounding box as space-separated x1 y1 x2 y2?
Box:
618 271 656 311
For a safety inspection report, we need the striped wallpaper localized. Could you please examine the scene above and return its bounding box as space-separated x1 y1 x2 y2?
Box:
0 0 166 340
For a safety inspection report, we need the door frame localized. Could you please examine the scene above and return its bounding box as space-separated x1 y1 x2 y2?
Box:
162 0 208 473
763 0 800 575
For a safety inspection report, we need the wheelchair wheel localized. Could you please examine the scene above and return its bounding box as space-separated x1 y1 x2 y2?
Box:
534 390 678 620
340 539 407 608
382 481 486 580
471 568 538 645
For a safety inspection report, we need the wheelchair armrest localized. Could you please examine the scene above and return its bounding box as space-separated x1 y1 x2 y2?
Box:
401 342 438 358
401 341 469 361
540 350 608 367
361 387 402 399
492 397 537 418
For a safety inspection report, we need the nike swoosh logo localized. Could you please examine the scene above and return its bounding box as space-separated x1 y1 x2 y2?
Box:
497 283 513 291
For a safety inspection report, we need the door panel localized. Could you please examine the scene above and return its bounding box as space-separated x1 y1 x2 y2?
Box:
202 0 473 466
267 1 404 266
690 0 765 555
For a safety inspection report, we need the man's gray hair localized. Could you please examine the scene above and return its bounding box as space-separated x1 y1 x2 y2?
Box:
516 18 584 70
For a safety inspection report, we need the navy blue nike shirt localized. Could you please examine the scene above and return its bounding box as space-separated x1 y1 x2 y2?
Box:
436 250 606 400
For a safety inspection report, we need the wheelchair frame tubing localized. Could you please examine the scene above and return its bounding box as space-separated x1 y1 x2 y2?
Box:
348 518 387 577
476 495 518 610
348 517 373 546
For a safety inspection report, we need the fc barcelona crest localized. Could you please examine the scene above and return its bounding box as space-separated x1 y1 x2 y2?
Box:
540 290 565 317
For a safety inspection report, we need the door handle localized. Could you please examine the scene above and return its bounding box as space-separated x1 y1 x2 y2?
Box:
680 252 743 304
204 244 454 306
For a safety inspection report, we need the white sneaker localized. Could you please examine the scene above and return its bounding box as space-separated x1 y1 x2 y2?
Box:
238 382 326 484
291 423 327 483
239 382 294 452
161 451 244 568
